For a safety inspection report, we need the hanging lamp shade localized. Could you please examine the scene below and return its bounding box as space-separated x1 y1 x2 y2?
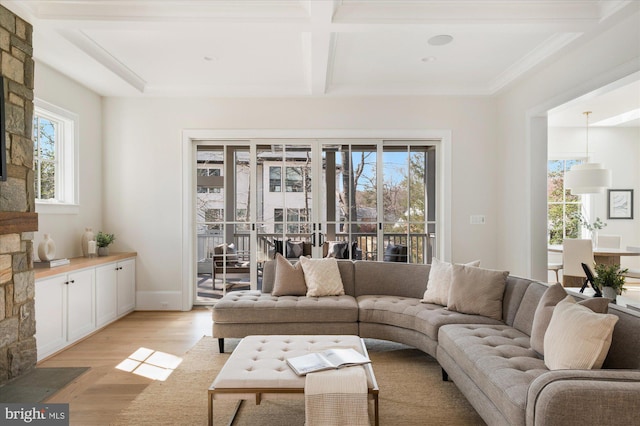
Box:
564 111 612 195
565 163 612 194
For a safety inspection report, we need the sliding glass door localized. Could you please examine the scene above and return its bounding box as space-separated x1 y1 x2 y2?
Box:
194 139 437 303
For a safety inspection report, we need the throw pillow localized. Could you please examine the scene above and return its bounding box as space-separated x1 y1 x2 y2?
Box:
272 253 307 296
325 241 348 259
299 256 345 297
286 240 305 258
421 258 481 306
544 296 619 370
383 244 407 262
530 284 610 355
447 264 509 320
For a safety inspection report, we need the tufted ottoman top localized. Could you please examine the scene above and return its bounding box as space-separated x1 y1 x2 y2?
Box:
212 335 373 389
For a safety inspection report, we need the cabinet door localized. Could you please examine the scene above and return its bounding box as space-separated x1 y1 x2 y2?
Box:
117 259 136 315
66 268 96 342
35 277 66 360
96 263 117 327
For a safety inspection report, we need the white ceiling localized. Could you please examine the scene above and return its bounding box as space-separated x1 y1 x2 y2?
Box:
2 0 639 126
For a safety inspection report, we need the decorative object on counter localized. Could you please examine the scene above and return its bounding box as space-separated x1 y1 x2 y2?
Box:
593 263 628 303
38 234 57 261
34 258 70 268
96 231 116 256
87 240 97 257
81 227 95 257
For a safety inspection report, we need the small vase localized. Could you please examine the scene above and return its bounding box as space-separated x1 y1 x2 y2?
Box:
591 230 598 248
601 286 617 303
38 234 56 261
81 227 95 257
98 247 109 257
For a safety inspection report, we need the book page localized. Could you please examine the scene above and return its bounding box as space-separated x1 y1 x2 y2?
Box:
286 352 332 375
322 348 370 368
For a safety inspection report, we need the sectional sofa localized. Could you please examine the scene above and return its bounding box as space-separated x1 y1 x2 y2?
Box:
212 259 640 426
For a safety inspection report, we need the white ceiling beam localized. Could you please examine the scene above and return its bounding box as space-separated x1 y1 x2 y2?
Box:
60 30 147 93
304 0 336 95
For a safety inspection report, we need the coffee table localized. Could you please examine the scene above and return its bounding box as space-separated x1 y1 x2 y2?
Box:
208 335 379 425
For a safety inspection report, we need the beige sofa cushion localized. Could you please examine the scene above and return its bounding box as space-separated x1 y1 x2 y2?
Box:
213 290 358 324
422 258 480 306
530 283 610 355
272 253 307 296
447 264 508 321
544 296 619 370
300 257 345 297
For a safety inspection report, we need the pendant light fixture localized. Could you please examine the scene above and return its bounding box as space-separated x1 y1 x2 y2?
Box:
564 111 612 195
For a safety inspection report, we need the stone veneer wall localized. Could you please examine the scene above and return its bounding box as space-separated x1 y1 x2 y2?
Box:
0 6 36 386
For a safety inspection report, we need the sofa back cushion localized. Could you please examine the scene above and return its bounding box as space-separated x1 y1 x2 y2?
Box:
262 259 355 296
353 261 428 298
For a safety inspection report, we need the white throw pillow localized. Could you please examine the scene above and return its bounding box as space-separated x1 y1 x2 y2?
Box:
544 296 619 370
421 258 480 306
299 257 345 297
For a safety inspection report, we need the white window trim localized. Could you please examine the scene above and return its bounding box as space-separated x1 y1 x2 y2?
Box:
34 99 80 214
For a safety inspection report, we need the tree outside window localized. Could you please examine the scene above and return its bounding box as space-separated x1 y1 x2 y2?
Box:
33 115 57 200
547 159 582 245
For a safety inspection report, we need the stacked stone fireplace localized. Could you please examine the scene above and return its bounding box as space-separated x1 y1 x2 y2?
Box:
0 6 37 386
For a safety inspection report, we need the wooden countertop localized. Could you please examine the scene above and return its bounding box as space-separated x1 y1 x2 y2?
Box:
35 252 137 280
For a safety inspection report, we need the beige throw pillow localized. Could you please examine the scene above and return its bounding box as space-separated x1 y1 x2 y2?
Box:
299 257 345 297
272 253 307 296
422 258 480 305
447 264 509 320
530 284 610 355
544 296 619 370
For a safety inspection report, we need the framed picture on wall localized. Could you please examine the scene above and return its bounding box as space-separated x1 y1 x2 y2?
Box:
607 189 634 219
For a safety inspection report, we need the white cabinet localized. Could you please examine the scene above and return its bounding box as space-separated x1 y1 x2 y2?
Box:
35 268 95 359
96 263 117 327
35 254 136 361
95 258 135 326
35 277 66 358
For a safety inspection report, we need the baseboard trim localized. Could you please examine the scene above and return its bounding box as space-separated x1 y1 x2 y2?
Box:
136 291 184 311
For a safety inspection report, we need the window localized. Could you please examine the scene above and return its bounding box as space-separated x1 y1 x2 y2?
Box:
197 167 222 193
33 100 78 211
269 166 281 192
547 159 582 245
274 207 310 234
269 166 310 193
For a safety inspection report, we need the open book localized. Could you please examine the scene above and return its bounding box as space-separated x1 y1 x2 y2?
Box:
286 348 371 376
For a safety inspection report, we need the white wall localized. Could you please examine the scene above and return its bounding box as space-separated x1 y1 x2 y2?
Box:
33 62 103 258
496 9 640 280
548 126 640 270
102 96 499 308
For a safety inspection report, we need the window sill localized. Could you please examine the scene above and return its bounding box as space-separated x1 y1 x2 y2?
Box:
36 202 80 215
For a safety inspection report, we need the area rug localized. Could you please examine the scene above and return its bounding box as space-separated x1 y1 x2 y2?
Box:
113 336 484 425
0 367 90 403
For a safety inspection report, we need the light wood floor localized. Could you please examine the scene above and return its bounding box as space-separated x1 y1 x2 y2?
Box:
39 307 213 426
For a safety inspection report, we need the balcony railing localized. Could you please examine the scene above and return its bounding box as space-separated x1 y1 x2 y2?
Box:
197 230 436 268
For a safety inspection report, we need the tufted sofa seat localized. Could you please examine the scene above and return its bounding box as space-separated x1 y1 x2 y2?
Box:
212 259 640 425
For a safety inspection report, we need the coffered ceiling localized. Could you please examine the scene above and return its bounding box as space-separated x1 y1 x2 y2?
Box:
3 0 637 100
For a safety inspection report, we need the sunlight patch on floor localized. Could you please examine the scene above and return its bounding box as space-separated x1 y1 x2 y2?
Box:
116 347 183 381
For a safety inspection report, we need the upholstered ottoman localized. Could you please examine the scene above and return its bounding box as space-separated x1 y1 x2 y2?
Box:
208 335 379 425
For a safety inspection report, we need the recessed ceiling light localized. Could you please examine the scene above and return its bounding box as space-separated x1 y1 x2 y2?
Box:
421 56 437 62
428 35 453 46
203 56 218 62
